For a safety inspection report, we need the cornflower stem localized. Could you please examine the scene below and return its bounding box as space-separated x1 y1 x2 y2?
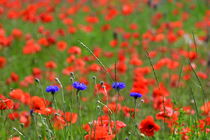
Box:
116 89 120 114
75 89 82 135
76 89 81 123
51 93 59 110
113 89 120 136
51 93 55 107
133 98 137 120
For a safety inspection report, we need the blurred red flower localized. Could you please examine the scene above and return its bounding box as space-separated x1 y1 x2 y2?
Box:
138 116 160 136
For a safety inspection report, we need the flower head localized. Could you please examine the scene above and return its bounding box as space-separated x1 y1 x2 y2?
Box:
112 82 126 90
72 81 87 91
138 116 160 136
46 85 59 94
130 92 142 99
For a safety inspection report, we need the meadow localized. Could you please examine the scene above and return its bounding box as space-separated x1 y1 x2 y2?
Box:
0 0 209 139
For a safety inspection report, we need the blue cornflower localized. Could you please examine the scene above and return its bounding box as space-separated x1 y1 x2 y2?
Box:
130 92 142 99
72 81 87 91
46 85 59 94
112 82 126 90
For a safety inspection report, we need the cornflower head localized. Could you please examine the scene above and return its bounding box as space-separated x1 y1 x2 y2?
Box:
112 82 126 91
72 81 87 91
130 92 142 119
46 85 59 94
130 92 142 99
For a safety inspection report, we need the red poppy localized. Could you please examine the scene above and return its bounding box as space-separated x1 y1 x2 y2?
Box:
19 111 31 127
201 101 210 115
122 4 133 15
109 40 118 47
68 46 81 55
38 37 49 47
197 72 208 79
8 112 19 120
10 72 19 82
153 83 170 97
30 96 47 110
12 28 22 39
89 63 101 72
53 115 66 129
138 116 160 136
9 89 31 105
23 40 41 54
45 61 57 69
83 115 126 140
105 8 118 20
130 55 142 66
64 112 78 124
32 67 42 79
40 13 53 23
122 106 139 118
0 98 14 110
0 56 6 68
156 107 174 120
95 83 111 96
9 136 21 140
103 103 121 114
86 16 99 24
57 41 67 51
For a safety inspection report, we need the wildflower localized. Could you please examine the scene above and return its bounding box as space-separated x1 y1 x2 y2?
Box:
72 81 87 91
138 116 160 136
0 56 6 69
8 112 19 120
112 82 126 90
30 96 47 110
45 61 57 69
46 85 59 94
19 111 31 127
130 92 142 99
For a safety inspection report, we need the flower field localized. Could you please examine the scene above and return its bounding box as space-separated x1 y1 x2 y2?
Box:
0 0 209 139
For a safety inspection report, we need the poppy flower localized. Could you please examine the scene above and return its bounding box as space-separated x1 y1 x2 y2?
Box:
103 102 121 114
45 61 57 69
9 72 18 82
95 83 111 95
53 115 66 129
8 112 19 120
105 8 118 20
138 116 160 136
64 112 78 124
122 4 133 15
83 115 126 140
57 41 67 51
30 96 47 110
0 98 14 110
201 101 210 115
9 136 21 140
122 106 139 118
0 56 6 68
68 46 81 55
12 28 22 38
19 111 31 127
